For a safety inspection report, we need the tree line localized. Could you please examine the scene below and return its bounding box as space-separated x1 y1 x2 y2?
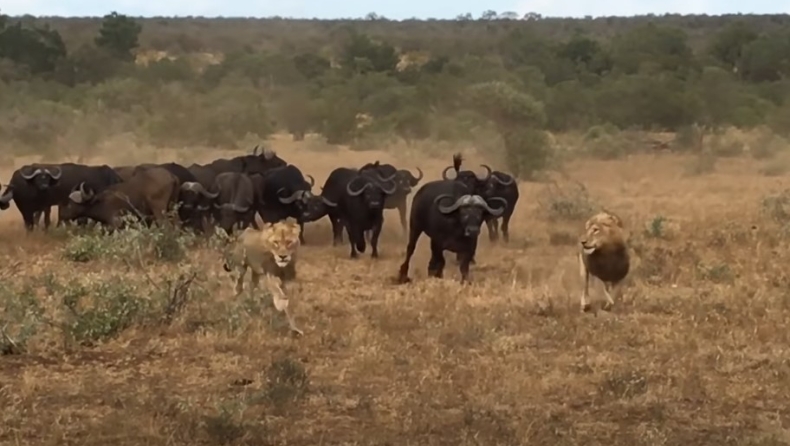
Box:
2 11 790 177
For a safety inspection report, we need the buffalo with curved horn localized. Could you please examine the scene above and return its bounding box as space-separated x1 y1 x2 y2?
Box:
397 179 508 284
178 181 220 233
317 167 398 259
257 164 323 244
359 161 424 235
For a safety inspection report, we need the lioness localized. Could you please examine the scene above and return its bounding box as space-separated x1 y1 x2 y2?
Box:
579 211 630 313
223 217 304 335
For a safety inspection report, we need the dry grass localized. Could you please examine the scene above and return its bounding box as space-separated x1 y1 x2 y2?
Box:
2 136 790 446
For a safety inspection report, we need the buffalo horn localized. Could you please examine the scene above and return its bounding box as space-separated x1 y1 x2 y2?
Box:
46 166 62 180
346 178 371 197
434 193 469 214
412 167 424 182
379 180 397 195
480 196 508 217
306 175 315 187
492 172 515 186
278 188 302 204
441 166 456 180
478 164 493 181
322 196 338 207
20 168 42 180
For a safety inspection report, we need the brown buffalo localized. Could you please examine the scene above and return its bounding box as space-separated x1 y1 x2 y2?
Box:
61 167 179 228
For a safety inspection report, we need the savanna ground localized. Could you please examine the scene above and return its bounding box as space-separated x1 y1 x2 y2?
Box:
2 133 790 445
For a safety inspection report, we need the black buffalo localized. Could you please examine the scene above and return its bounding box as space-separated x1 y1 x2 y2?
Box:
185 146 286 197
319 167 397 258
443 153 518 243
257 164 327 244
359 161 422 234
177 181 219 233
480 171 519 243
209 172 258 235
6 163 123 231
397 180 507 284
60 167 179 228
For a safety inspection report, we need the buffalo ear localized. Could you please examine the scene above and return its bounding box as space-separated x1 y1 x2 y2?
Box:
68 191 84 204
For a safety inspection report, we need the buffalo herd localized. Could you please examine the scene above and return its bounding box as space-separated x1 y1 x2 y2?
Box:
0 147 519 283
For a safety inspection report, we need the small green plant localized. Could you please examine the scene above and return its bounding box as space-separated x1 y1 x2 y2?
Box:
265 356 309 414
645 215 667 238
57 278 148 346
761 189 790 226
697 262 734 284
0 285 44 355
61 213 197 264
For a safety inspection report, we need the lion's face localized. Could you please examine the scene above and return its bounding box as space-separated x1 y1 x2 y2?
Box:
262 218 301 267
580 221 623 255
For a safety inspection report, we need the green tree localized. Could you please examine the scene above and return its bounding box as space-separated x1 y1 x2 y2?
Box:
738 32 790 82
339 32 399 75
292 52 330 79
94 12 142 62
611 23 695 77
707 21 758 71
467 81 550 179
0 18 66 75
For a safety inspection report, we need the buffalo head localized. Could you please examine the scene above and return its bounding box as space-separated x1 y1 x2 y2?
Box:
346 175 397 210
301 193 339 222
179 182 219 231
278 188 337 220
395 167 423 193
20 165 62 191
441 165 491 193
179 182 219 214
483 171 516 196
433 194 507 237
0 184 12 211
63 182 143 228
212 200 251 235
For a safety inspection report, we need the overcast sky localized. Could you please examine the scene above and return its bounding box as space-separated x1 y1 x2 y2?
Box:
1 0 786 19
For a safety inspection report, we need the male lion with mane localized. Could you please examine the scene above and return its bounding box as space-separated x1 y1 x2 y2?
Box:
578 211 630 313
223 217 304 335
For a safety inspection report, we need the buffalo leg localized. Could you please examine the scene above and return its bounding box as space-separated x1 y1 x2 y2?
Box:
427 239 446 279
458 238 479 283
330 216 344 246
458 251 475 283
486 217 499 242
43 207 51 230
501 209 513 243
456 252 476 265
370 219 383 259
298 221 306 244
21 208 37 232
348 223 365 259
396 201 407 236
397 228 422 284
